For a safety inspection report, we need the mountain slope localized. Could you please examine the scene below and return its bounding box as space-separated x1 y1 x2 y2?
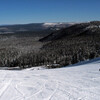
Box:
0 58 100 100
38 21 100 67
40 21 100 42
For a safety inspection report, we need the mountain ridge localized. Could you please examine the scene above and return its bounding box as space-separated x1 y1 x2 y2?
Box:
40 21 100 42
0 22 75 34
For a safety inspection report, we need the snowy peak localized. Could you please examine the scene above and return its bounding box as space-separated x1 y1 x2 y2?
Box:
43 22 75 27
42 22 75 31
43 22 68 26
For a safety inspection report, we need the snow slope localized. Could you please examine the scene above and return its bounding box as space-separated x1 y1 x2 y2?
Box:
0 58 100 100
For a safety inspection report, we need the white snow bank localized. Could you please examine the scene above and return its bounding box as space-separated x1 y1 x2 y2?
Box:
0 58 100 100
25 66 46 71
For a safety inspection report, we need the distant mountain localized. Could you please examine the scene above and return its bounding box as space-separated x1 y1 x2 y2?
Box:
40 21 100 42
43 22 75 29
0 22 75 34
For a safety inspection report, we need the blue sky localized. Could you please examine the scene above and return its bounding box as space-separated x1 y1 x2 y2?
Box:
0 0 100 24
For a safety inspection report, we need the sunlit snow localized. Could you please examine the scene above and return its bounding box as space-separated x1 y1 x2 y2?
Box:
0 58 100 100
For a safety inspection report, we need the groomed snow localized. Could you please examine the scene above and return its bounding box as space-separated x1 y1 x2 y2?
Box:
0 58 100 100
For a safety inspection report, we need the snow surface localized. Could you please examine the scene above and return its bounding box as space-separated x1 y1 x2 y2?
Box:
43 22 75 27
0 58 100 100
43 23 61 26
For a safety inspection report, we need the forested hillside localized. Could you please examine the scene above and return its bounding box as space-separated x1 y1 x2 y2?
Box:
0 21 100 68
39 21 100 68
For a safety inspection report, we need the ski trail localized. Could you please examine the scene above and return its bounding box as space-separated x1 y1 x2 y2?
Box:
25 81 47 99
0 79 12 98
14 82 25 97
12 71 47 100
0 58 100 100
11 72 25 100
47 81 59 100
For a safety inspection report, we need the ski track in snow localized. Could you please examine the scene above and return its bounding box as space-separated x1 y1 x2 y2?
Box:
0 58 100 100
